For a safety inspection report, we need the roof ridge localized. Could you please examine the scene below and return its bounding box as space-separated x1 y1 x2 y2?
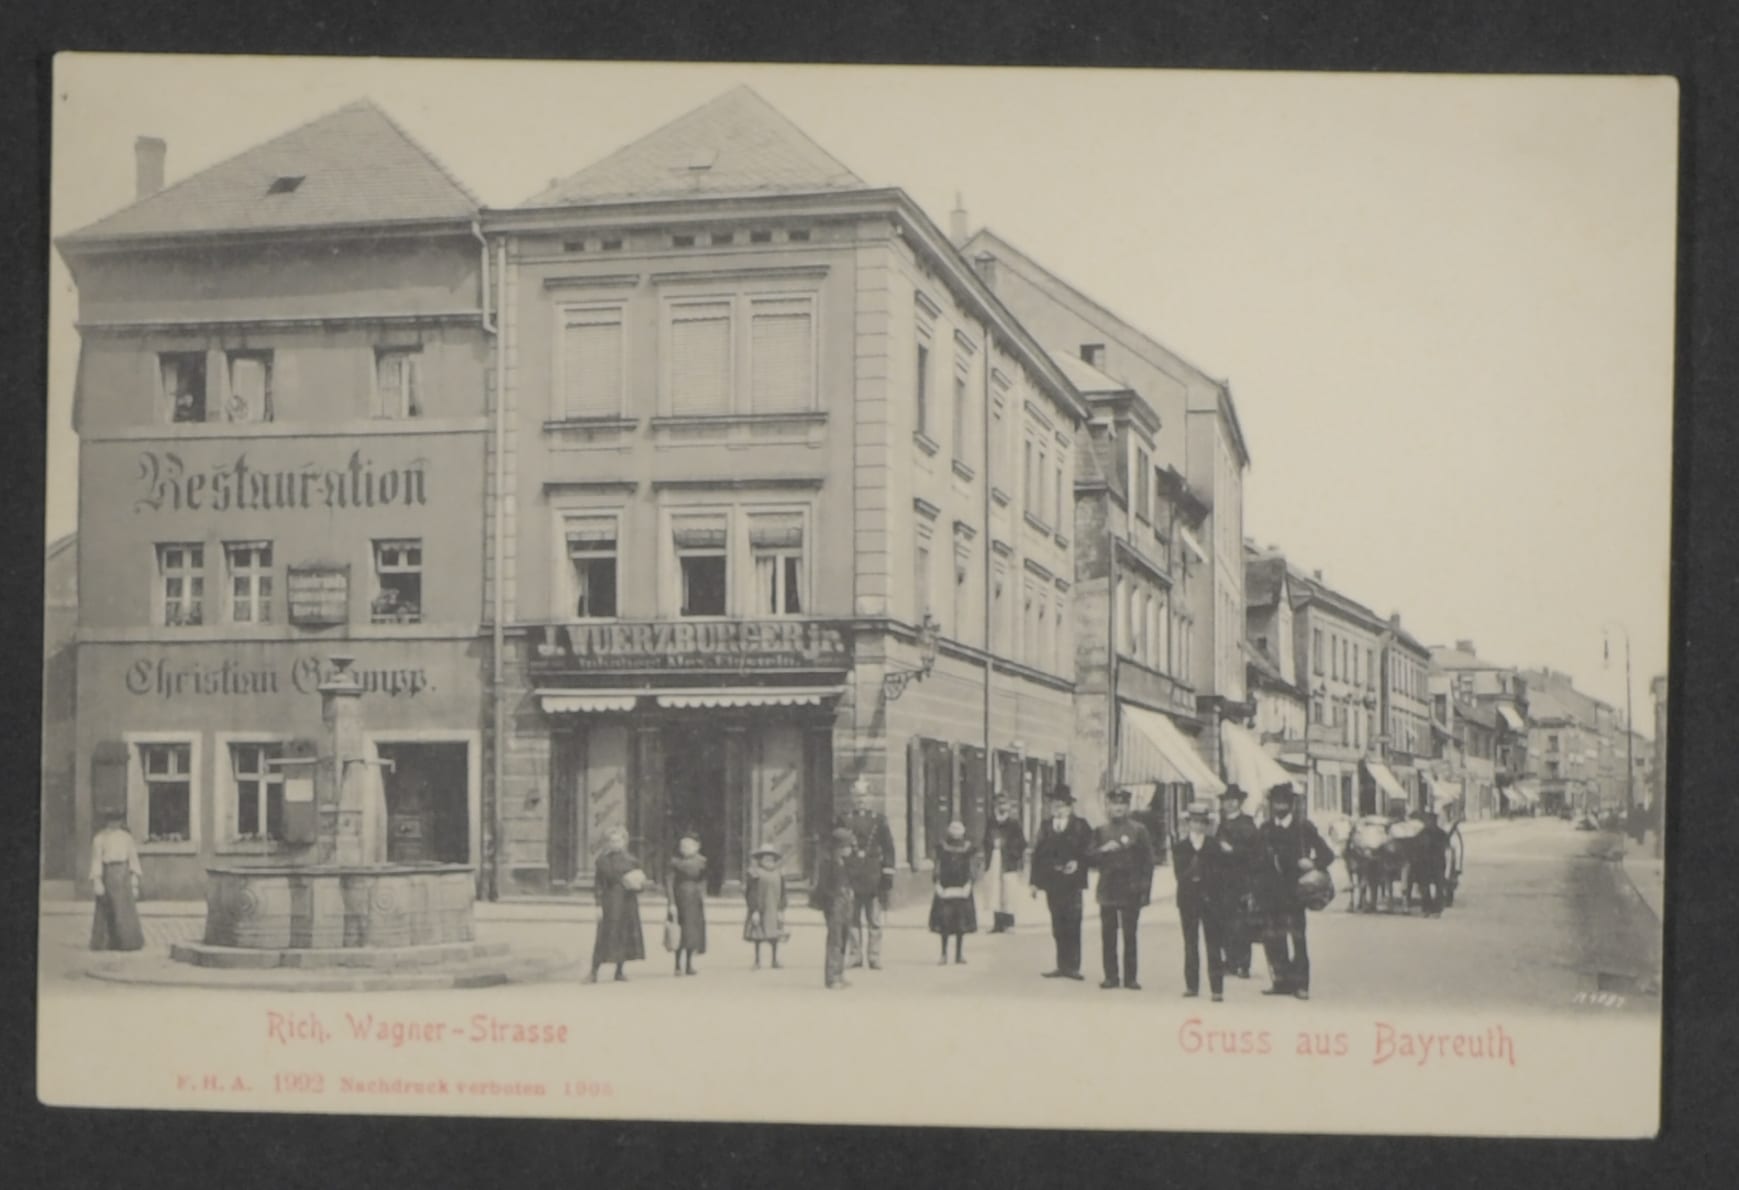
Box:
968 226 1226 388
361 99 483 210
523 84 864 207
65 95 381 240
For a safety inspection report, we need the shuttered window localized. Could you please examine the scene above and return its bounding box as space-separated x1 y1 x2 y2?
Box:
749 298 813 412
669 302 732 415
559 308 624 419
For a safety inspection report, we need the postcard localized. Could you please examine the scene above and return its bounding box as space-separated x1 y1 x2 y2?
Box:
39 53 1673 1137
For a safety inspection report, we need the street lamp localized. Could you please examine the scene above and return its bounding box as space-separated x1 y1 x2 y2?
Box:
883 611 942 701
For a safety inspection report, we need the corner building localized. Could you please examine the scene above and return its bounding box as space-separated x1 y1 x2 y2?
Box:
57 103 493 899
485 89 1086 896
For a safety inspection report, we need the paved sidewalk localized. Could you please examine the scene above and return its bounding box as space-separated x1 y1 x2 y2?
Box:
1619 834 1666 923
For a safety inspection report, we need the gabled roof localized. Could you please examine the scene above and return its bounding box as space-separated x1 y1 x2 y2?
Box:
524 86 866 207
62 100 479 247
961 227 1251 466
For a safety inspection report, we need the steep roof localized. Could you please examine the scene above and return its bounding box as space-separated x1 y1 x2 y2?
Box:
62 100 478 246
961 227 1251 466
1244 553 1288 609
524 86 866 207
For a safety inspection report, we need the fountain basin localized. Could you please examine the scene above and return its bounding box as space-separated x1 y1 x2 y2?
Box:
201 863 476 951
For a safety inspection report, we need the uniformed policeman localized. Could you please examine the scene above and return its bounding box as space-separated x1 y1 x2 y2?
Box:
837 777 897 971
1089 788 1156 990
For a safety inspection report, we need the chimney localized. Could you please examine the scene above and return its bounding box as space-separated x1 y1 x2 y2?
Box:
135 136 166 200
1313 569 1323 582
1456 639 1475 654
972 252 998 289
949 192 968 246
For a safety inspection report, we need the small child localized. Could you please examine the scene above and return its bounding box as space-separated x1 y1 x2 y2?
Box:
929 820 979 965
665 830 708 977
810 827 858 989
743 844 791 969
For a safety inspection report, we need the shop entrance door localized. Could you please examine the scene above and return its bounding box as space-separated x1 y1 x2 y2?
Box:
379 742 469 865
662 723 728 894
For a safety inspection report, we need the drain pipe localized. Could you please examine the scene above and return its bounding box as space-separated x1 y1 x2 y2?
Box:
472 220 496 335
981 316 994 816
488 232 507 901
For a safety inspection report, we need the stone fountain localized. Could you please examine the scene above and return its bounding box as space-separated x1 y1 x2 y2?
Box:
164 656 519 985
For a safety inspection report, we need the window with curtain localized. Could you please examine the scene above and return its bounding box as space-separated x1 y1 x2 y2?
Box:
669 302 732 415
374 348 422 419
560 307 624 419
749 512 805 615
225 351 273 423
673 516 728 616
564 516 618 618
749 297 813 413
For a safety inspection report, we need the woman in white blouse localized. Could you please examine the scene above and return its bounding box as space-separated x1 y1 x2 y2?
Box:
89 809 145 951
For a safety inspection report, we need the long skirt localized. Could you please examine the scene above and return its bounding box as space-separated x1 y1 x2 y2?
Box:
928 890 978 935
90 862 145 951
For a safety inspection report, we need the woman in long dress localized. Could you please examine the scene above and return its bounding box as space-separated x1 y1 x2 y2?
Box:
89 809 145 952
586 827 646 983
665 830 708 976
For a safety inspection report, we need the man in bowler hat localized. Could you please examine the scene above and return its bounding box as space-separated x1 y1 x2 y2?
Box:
1090 787 1156 990
1173 799 1229 1001
1213 785 1263 979
1258 783 1336 1000
1028 784 1092 979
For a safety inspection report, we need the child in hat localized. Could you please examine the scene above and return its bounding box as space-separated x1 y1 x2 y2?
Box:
743 844 791 969
810 827 858 989
929 820 980 964
665 829 708 976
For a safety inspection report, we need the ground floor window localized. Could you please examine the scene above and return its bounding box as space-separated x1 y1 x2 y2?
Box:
139 741 193 843
230 741 285 842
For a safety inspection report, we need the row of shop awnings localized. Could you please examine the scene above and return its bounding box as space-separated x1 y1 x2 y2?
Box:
1363 759 1410 804
1117 706 1225 796
537 687 842 714
1503 782 1542 806
1116 709 1307 799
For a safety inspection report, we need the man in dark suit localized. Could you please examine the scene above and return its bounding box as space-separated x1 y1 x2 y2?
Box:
1213 785 1262 979
1090 787 1156 990
1258 783 1336 1000
837 776 897 971
1173 800 1230 1001
1413 808 1452 918
1028 784 1092 980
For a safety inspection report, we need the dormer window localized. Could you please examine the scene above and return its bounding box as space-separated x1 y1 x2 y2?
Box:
266 175 304 195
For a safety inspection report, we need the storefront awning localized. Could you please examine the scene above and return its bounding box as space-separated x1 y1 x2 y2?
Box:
538 691 641 714
1178 526 1208 566
1433 782 1464 805
655 687 842 709
1497 704 1527 732
1363 760 1409 804
1514 782 1541 805
1220 720 1296 795
1118 705 1225 796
